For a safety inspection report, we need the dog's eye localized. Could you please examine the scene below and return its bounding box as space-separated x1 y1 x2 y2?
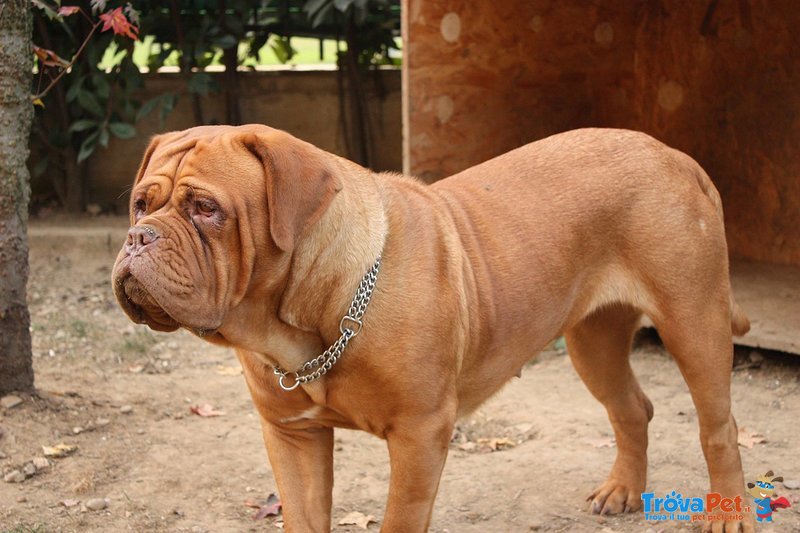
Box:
134 198 147 216
195 199 216 217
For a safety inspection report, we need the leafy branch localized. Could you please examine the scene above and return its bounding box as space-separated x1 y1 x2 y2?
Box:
31 3 139 104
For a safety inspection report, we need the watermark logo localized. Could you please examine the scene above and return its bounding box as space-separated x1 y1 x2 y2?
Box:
641 490 747 524
642 469 793 525
746 470 791 523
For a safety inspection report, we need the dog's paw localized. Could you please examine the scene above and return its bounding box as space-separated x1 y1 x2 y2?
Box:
587 478 643 515
701 515 755 533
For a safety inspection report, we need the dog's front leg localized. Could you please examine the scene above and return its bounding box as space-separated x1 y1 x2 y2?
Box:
261 421 334 533
381 414 455 532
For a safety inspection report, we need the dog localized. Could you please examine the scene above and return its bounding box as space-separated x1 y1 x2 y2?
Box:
112 125 753 532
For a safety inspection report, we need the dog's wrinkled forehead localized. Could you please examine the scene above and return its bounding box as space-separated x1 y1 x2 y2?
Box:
138 126 237 186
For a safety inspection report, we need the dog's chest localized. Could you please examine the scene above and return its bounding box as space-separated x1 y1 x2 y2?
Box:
279 405 323 425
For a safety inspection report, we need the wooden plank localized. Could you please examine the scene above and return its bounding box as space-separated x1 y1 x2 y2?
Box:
730 260 800 355
403 0 800 267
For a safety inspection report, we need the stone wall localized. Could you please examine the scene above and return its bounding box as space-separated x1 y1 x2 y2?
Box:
50 68 402 212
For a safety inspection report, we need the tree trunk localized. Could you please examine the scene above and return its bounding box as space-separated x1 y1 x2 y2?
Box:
222 46 242 125
344 14 373 168
0 0 35 394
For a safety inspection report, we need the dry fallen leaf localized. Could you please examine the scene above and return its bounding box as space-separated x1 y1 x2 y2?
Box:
458 442 478 452
42 443 78 458
737 427 767 449
246 493 282 520
339 511 377 529
215 365 243 376
476 437 516 451
190 404 225 417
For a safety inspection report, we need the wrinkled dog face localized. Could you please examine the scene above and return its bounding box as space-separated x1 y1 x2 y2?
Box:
112 126 264 335
111 125 340 340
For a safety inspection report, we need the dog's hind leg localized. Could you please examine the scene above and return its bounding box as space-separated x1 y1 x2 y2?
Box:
651 296 754 533
565 304 652 515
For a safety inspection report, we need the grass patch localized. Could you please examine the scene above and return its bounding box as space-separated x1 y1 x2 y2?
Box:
115 330 158 357
71 319 89 338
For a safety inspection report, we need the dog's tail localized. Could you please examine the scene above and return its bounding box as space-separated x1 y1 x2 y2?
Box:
691 163 751 337
730 297 750 337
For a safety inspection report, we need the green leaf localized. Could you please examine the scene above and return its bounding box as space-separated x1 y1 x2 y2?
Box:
196 50 218 69
92 74 110 99
31 0 59 20
333 0 353 11
135 97 160 122
311 3 335 27
77 131 100 163
66 76 85 103
248 33 271 59
68 119 99 133
90 0 107 14
98 126 110 148
148 47 173 72
108 122 136 139
77 90 105 118
269 36 296 64
304 0 329 16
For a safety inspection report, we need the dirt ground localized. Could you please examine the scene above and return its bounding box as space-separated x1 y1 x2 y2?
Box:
1 216 799 533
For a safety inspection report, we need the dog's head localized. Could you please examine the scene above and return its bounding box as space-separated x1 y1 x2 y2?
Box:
111 125 341 338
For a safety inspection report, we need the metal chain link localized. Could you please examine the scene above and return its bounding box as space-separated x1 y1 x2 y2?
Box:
273 256 381 391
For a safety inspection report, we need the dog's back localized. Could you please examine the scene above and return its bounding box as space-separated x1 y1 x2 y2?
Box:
429 128 745 399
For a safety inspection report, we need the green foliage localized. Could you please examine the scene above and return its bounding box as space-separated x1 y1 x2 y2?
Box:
31 1 154 206
31 0 400 209
305 0 400 66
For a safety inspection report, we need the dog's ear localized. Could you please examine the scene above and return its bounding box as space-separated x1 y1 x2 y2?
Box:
772 476 784 483
133 134 164 186
242 129 343 252
747 483 755 488
765 470 774 478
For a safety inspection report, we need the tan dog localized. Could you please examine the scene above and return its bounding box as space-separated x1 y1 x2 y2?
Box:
112 125 753 533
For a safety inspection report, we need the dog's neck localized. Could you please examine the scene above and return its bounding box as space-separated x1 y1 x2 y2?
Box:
272 161 387 367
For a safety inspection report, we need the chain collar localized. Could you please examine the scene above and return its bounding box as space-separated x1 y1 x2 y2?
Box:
273 256 381 391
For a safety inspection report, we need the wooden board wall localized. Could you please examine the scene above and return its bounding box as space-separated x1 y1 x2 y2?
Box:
403 0 800 266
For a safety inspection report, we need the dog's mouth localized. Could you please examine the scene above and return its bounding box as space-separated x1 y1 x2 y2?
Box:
117 273 181 332
113 263 222 337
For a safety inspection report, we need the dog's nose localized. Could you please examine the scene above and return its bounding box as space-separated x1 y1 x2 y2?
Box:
126 225 160 254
